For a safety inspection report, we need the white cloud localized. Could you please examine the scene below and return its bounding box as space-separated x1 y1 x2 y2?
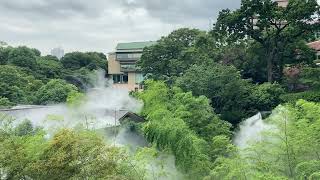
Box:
0 0 241 55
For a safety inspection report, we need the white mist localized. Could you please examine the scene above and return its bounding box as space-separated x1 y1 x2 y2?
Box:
234 113 273 149
2 70 143 133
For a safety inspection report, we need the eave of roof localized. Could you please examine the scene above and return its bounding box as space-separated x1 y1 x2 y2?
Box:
116 41 156 51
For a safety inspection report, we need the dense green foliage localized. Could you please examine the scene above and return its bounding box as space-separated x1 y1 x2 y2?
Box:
0 65 43 104
0 97 14 108
281 90 320 103
0 117 142 179
1 0 320 179
214 0 318 82
133 0 320 179
138 28 204 81
61 52 107 71
176 63 284 124
0 45 107 106
36 79 78 105
36 56 63 81
138 80 232 178
138 0 320 125
7 46 38 70
207 100 320 179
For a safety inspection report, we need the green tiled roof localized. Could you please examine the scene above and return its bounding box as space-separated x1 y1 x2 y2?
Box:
116 41 156 50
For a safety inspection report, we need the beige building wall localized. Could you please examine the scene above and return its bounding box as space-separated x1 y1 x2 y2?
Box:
128 72 135 86
277 1 288 7
113 73 140 91
108 53 122 74
107 52 143 91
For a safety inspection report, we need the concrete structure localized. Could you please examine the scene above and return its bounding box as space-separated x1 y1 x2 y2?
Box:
275 0 288 7
308 40 320 64
51 47 65 59
108 41 156 91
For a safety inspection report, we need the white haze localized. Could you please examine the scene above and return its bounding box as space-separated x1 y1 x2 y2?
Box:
234 113 274 149
0 70 189 179
5 70 142 134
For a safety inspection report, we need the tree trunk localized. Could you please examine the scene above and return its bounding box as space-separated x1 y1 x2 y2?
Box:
267 56 273 82
267 48 276 82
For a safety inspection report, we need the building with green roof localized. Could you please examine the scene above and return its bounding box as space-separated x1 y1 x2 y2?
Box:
108 41 156 91
116 41 157 51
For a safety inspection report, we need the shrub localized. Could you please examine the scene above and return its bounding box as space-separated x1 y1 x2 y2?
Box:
280 90 320 103
36 79 78 105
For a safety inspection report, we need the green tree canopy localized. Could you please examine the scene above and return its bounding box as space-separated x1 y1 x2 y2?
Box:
0 46 13 65
209 100 320 179
138 80 232 178
176 63 284 124
0 118 142 179
0 65 43 104
7 46 37 70
61 52 106 71
0 97 14 108
36 56 63 81
215 0 319 82
138 28 203 81
36 79 78 105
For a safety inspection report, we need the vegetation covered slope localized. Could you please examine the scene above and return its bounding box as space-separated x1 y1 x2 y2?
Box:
0 45 107 107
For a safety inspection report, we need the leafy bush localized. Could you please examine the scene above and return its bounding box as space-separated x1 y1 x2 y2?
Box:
138 80 232 178
36 79 78 105
281 90 320 103
209 100 320 179
7 46 37 70
176 63 284 125
36 56 63 81
0 97 15 108
0 119 142 179
0 65 43 104
61 52 106 71
299 67 320 90
251 82 285 110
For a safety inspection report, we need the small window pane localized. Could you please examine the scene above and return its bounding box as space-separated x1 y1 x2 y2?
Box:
122 74 128 83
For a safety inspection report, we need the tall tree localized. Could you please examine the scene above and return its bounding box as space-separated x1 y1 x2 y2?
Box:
35 79 77 105
36 56 63 81
215 0 319 82
61 52 106 71
138 28 203 81
7 46 37 70
176 63 284 124
0 65 43 104
138 80 232 178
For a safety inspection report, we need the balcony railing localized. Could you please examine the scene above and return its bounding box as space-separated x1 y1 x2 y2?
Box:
116 53 142 61
120 64 136 72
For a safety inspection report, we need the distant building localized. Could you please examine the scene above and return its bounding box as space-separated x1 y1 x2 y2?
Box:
51 47 65 59
275 0 288 7
108 41 156 91
307 40 320 64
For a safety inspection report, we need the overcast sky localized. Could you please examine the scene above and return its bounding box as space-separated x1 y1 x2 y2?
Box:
0 0 241 55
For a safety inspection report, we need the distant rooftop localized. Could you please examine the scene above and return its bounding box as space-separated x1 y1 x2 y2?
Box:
116 41 156 51
308 40 320 51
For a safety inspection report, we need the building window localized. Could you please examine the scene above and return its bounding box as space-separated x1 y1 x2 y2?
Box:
113 75 121 83
116 53 142 60
122 74 128 83
120 64 136 71
113 74 128 84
